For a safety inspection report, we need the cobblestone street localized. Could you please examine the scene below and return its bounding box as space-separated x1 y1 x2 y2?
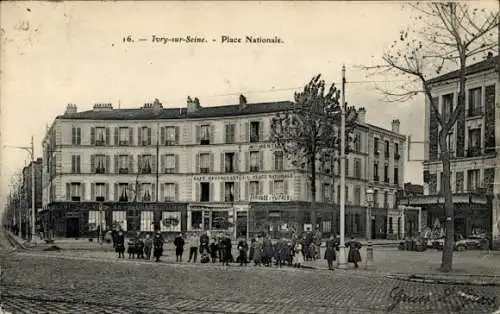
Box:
1 251 499 314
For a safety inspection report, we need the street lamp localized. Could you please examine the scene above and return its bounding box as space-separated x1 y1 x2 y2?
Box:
4 136 36 243
365 188 374 269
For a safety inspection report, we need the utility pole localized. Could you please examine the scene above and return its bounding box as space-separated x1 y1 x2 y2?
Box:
31 136 36 243
338 64 347 269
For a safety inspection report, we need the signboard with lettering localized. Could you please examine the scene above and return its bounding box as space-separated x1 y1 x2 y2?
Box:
251 194 291 202
247 143 278 150
193 172 293 182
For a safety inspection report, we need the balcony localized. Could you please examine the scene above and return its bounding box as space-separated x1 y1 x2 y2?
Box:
374 150 380 156
200 167 210 173
250 166 260 172
466 147 482 158
119 141 129 146
71 196 81 202
373 175 379 182
95 140 105 146
95 167 106 174
200 139 210 145
119 168 129 174
250 135 260 143
384 177 389 183
384 151 390 159
467 106 483 118
164 168 175 174
141 167 152 174
96 196 105 202
394 153 400 160
165 140 176 146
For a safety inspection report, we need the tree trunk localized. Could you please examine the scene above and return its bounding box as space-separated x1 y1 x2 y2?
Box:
439 133 454 272
310 155 317 231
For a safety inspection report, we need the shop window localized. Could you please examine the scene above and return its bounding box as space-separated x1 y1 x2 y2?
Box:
191 211 202 229
140 211 154 231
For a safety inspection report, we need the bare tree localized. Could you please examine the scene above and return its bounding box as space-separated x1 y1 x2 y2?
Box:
363 2 498 272
271 74 358 231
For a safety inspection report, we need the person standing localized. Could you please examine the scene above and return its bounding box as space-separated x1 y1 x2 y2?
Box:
237 239 248 266
187 232 199 263
153 232 164 262
221 234 232 266
174 233 185 263
324 235 337 270
346 237 362 268
209 238 219 263
293 242 304 268
115 230 125 259
199 231 210 254
144 233 153 260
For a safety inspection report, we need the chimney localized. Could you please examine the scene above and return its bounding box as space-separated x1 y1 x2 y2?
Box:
64 103 77 115
357 107 366 124
486 51 494 59
187 96 201 113
93 103 113 111
239 94 247 109
391 119 400 133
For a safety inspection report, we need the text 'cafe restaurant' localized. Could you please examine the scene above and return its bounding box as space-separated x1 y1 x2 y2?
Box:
186 171 311 238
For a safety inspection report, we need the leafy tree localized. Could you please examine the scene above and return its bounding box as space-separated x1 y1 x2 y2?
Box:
364 2 498 272
271 74 358 230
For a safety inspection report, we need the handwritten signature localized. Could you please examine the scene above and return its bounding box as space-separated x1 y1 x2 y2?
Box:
387 286 497 312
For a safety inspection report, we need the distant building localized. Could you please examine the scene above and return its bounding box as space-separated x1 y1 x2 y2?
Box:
21 158 43 237
41 97 405 239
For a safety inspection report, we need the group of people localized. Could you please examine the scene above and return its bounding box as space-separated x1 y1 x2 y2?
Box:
109 230 363 270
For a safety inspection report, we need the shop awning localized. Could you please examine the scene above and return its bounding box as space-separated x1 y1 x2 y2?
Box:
400 193 488 206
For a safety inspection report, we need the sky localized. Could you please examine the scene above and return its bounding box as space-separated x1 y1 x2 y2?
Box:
1 1 496 213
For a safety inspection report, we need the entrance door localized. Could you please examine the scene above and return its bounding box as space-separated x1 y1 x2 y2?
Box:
66 218 79 238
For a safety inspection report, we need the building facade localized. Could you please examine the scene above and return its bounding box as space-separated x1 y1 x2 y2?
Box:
21 158 43 238
404 55 499 248
41 97 405 239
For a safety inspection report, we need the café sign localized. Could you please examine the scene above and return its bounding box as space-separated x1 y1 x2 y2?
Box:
193 172 293 182
251 194 291 202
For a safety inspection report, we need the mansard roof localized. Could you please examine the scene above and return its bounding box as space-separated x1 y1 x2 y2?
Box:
427 55 498 85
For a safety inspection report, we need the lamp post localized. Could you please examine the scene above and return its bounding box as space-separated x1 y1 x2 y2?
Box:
365 188 374 269
337 64 347 269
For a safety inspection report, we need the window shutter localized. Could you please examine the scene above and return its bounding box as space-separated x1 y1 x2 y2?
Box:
210 182 215 201
220 152 225 172
105 184 109 201
234 181 240 201
195 125 201 144
220 181 225 202
105 128 110 145
152 184 156 202
210 153 214 172
160 155 165 173
90 155 95 173
224 124 229 143
114 155 119 173
195 183 200 202
71 127 75 144
160 183 165 202
259 151 264 171
195 153 200 173
152 156 157 174
77 156 81 172
148 128 152 145
269 180 274 194
129 127 133 145
137 156 142 172
89 127 95 145
81 183 86 201
174 184 179 201
210 124 215 144
66 183 71 200
272 152 276 171
105 156 110 174
258 181 264 195
114 183 118 201
175 155 179 173
160 127 165 145
175 126 180 144
234 152 239 172
245 181 250 201
231 124 236 142
259 121 264 141
138 127 142 145
91 183 95 201
129 155 134 172
284 180 289 195
244 122 249 142
245 152 250 172
114 127 119 145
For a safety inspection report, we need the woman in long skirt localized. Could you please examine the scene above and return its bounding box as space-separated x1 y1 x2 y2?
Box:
293 243 304 268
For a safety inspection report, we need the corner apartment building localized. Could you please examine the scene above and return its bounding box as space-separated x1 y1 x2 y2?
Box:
403 55 499 247
41 97 405 239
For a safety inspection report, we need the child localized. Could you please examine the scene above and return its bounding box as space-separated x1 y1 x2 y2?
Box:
127 238 136 259
209 238 218 263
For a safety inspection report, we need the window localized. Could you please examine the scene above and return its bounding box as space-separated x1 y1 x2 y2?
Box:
384 164 389 183
373 190 379 208
224 153 235 173
71 155 81 173
200 182 210 202
225 124 236 144
224 182 235 202
354 158 361 178
141 126 151 146
274 151 284 171
165 126 176 145
384 140 390 158
455 172 464 193
94 155 106 174
200 153 210 173
373 163 379 181
446 131 454 155
374 137 380 155
323 183 331 201
322 158 331 174
140 211 154 232
119 155 129 173
389 217 394 234
164 183 176 201
274 180 284 194
70 183 81 201
354 186 361 205
394 167 399 185
164 154 176 173
191 211 202 229
119 127 129 145
249 181 259 198
442 93 453 121
467 169 480 192
118 183 129 202
384 191 388 208
88 211 105 231
467 128 481 157
72 127 81 145
95 183 105 201
200 125 210 145
394 192 398 209
468 87 482 117
394 143 400 160
112 211 127 231
95 127 106 146
250 121 261 142
141 183 152 202
140 155 152 174
354 133 361 152
250 151 260 172
212 211 229 229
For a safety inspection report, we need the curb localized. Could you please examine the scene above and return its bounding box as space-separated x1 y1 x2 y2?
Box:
385 274 500 287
